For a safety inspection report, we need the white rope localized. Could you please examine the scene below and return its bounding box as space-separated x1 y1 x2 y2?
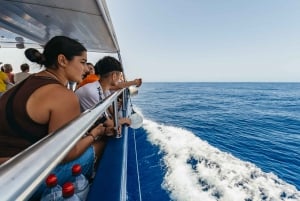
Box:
133 128 143 201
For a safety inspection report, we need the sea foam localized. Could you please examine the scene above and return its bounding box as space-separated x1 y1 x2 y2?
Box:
143 119 300 201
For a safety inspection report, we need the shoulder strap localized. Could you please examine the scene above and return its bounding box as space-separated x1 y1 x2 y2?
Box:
5 78 39 143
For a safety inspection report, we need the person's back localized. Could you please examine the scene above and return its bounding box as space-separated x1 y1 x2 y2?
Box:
14 63 31 84
3 64 14 84
0 71 8 96
0 75 61 157
75 81 103 112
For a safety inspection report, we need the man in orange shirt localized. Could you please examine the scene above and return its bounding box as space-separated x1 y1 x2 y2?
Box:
77 62 99 89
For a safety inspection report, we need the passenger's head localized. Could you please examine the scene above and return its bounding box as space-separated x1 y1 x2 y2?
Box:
25 36 87 82
82 62 95 79
94 56 123 85
3 64 13 73
119 72 124 82
20 63 30 72
87 62 95 74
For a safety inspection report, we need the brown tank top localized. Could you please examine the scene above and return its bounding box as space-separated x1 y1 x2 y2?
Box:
0 75 61 157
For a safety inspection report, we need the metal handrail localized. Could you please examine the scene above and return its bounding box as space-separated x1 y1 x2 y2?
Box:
0 89 125 201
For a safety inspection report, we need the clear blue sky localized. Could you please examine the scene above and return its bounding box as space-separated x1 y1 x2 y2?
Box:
105 0 300 82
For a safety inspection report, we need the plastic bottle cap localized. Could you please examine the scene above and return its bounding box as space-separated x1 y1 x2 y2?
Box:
62 182 75 197
72 164 82 175
45 174 58 187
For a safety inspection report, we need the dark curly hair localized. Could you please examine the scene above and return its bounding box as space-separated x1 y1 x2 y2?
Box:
94 56 123 77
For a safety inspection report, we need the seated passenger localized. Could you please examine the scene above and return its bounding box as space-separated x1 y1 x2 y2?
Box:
75 56 132 130
14 63 31 84
0 70 10 97
3 63 15 84
0 36 114 198
76 62 99 89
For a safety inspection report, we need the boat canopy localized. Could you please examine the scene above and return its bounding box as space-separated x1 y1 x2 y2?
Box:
0 0 120 53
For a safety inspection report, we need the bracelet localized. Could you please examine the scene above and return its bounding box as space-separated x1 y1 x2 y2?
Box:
86 132 99 142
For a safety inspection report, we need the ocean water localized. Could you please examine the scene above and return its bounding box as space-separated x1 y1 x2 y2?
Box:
127 82 300 201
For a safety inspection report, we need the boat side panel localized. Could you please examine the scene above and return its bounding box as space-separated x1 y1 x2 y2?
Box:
87 126 128 201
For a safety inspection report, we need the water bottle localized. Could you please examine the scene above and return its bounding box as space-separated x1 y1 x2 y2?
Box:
61 182 81 201
71 164 89 201
40 174 62 201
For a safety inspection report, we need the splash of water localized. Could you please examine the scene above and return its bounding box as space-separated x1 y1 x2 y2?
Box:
143 119 300 201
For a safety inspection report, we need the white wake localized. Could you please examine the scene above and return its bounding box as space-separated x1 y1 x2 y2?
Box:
143 119 300 201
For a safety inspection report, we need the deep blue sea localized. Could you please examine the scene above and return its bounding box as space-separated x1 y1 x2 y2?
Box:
127 82 300 201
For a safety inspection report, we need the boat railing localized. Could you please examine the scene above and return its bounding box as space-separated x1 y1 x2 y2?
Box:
0 88 127 201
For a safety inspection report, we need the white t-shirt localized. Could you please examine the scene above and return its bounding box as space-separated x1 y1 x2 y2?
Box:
14 72 30 84
75 81 111 112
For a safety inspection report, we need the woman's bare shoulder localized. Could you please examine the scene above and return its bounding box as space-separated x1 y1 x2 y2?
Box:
29 83 79 111
36 83 76 98
27 83 80 126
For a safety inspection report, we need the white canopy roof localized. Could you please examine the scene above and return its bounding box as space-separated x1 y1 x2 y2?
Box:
0 0 119 53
